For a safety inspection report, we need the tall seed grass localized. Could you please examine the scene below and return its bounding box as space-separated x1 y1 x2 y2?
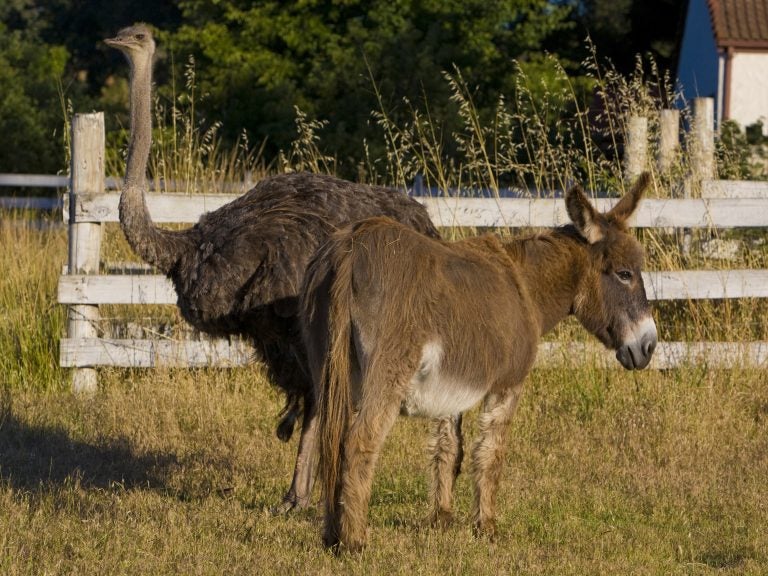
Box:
105 55 270 195
0 216 66 391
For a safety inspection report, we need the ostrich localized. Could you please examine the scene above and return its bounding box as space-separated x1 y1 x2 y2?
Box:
105 23 445 512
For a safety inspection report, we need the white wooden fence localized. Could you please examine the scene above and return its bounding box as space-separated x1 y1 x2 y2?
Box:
56 107 768 391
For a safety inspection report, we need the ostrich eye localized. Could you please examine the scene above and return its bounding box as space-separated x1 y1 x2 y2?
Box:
616 270 633 284
136 33 145 40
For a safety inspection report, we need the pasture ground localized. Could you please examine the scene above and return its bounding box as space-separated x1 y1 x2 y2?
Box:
1 222 767 575
2 361 767 574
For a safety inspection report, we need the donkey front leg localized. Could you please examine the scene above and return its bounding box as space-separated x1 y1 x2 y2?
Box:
335 392 404 552
427 414 463 528
471 385 522 539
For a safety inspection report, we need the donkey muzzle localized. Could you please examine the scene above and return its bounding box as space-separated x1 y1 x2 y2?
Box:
616 319 657 370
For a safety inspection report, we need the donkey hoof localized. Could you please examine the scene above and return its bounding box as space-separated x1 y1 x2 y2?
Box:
325 529 367 554
341 538 367 554
427 510 454 530
472 519 497 541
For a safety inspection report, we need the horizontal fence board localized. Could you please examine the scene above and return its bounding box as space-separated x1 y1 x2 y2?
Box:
0 174 69 188
424 197 768 228
59 274 177 305
643 270 768 300
701 179 768 198
64 192 238 223
64 191 768 228
60 339 768 369
58 270 768 305
60 337 253 368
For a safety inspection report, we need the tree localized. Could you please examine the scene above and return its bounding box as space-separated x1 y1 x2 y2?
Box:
168 0 575 171
0 22 68 174
0 0 181 176
554 0 686 74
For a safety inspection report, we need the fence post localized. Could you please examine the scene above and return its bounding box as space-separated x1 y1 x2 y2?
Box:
691 97 716 190
67 113 105 394
657 109 680 174
624 115 648 184
680 98 715 257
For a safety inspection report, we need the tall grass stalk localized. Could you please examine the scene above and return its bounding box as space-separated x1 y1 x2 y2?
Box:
106 55 269 195
0 218 66 391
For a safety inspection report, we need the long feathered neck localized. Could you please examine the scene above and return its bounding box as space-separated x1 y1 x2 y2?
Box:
119 46 183 274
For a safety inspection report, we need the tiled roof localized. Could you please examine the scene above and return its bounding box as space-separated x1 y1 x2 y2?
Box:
708 0 768 47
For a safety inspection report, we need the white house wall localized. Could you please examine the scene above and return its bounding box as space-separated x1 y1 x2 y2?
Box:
728 51 768 132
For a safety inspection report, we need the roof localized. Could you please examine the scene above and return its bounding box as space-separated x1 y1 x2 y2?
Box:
708 0 768 48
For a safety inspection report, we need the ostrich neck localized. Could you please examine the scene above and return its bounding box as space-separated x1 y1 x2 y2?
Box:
124 56 152 189
119 52 183 275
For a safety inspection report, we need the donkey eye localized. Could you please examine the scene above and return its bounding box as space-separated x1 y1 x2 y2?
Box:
615 270 633 284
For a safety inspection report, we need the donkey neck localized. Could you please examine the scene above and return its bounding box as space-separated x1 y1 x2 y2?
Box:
504 227 590 334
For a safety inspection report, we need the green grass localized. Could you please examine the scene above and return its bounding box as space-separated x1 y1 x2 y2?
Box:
0 216 66 391
1 362 766 574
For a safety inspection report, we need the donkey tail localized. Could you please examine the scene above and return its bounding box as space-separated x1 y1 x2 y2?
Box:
309 230 357 520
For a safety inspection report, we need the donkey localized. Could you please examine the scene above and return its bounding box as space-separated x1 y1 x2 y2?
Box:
300 173 657 551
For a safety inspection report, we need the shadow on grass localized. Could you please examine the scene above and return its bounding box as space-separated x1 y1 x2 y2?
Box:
0 407 179 492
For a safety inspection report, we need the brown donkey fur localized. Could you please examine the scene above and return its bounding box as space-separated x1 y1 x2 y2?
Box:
300 174 657 552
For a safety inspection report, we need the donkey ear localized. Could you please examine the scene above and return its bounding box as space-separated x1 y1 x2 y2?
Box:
566 183 604 244
607 172 651 224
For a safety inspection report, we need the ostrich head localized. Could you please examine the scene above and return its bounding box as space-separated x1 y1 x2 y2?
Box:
104 24 155 67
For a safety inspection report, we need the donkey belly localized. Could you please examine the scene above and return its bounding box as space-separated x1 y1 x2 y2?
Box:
401 341 487 418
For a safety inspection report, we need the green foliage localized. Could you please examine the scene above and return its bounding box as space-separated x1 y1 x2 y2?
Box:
0 23 68 174
718 120 768 181
0 1 689 180
168 0 575 172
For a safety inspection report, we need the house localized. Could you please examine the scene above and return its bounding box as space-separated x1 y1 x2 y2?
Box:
677 0 768 132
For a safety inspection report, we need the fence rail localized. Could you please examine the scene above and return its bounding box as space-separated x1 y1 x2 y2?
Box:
53 107 768 390
63 190 768 228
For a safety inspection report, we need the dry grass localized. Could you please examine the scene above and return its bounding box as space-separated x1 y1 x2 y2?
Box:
1 364 766 574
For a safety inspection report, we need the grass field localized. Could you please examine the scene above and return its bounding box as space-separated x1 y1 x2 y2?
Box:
2 54 768 572
1 219 767 575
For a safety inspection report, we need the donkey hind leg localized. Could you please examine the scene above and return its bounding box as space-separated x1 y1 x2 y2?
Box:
330 370 411 552
427 414 464 528
471 385 523 540
272 392 318 515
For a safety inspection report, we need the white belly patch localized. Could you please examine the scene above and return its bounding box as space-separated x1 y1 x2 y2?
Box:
401 340 486 418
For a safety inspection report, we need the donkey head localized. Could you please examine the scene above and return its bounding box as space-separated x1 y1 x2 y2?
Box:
566 173 657 370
